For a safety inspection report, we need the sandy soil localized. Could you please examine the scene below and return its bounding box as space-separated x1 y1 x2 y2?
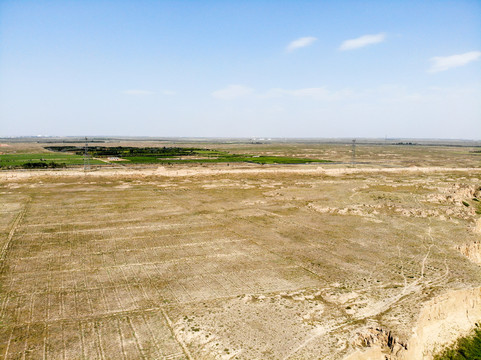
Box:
0 160 480 359
1 164 481 181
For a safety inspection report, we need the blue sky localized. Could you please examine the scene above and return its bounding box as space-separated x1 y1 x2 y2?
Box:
1 0 480 139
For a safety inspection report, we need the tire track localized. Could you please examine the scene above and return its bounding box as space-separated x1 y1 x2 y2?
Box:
126 316 146 360
160 309 193 360
116 317 127 360
0 198 30 273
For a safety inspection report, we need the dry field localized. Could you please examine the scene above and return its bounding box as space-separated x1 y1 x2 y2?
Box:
0 143 480 359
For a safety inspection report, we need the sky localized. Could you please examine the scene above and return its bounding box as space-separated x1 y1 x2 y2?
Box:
1 0 480 139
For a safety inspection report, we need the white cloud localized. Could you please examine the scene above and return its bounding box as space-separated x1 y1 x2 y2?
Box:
339 33 386 51
286 37 317 52
212 85 253 100
262 87 352 101
123 89 154 95
428 51 481 73
268 87 329 99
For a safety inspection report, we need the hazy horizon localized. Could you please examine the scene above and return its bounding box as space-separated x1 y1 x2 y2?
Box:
2 135 480 144
1 1 480 139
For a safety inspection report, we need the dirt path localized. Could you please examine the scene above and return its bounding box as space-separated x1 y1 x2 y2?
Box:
283 225 452 359
1 165 481 180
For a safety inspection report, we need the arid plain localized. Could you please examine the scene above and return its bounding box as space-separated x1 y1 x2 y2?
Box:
1 141 480 359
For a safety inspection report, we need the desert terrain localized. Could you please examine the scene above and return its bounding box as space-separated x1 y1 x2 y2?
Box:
0 140 480 359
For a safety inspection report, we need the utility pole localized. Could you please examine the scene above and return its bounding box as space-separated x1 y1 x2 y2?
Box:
351 139 356 166
84 137 90 172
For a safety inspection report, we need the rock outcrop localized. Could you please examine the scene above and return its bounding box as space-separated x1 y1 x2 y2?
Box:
344 287 481 360
457 241 481 265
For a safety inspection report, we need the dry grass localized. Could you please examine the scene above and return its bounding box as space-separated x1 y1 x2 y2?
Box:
0 142 480 359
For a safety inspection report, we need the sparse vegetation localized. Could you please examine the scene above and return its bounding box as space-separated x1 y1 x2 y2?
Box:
434 324 481 360
0 141 480 359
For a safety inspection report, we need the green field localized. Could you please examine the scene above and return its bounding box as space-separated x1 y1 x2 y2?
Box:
0 149 330 168
121 154 329 164
0 153 103 168
41 145 332 165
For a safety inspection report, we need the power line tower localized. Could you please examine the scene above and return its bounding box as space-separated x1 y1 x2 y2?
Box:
351 139 356 166
84 137 90 172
